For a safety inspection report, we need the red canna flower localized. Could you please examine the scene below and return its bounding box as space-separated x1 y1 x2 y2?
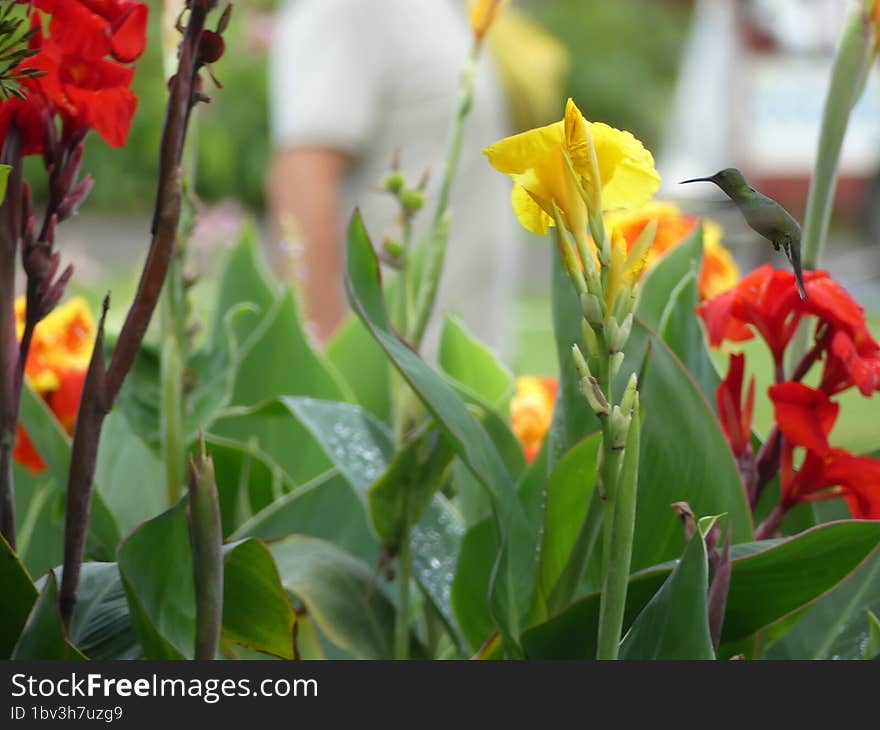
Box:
717 353 755 458
13 297 95 473
33 0 148 63
697 264 808 367
769 382 880 519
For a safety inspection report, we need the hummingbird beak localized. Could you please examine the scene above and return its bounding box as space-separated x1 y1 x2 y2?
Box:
679 176 715 185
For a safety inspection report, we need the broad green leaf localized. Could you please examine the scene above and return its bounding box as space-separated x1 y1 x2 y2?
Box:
0 534 39 658
522 520 880 658
45 562 140 660
368 428 454 549
211 221 278 349
232 290 353 406
280 397 393 501
866 609 880 660
0 163 11 203
231 470 379 564
537 434 601 610
119 501 295 659
345 212 537 647
658 269 720 403
326 315 392 423
13 466 64 579
450 518 497 650
637 225 703 331
617 321 753 570
271 535 400 659
222 539 296 659
412 495 466 651
12 572 82 660
95 412 165 536
439 315 514 413
205 435 291 536
19 382 120 559
763 547 880 660
619 524 715 660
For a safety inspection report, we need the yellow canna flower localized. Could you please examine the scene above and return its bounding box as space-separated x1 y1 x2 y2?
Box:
510 376 557 463
700 221 740 300
14 296 96 472
604 202 739 301
484 98 660 237
467 0 511 44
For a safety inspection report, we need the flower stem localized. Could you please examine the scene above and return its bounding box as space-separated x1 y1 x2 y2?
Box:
596 398 640 660
410 45 479 348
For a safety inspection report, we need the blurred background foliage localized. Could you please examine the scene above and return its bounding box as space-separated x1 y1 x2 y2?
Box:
64 0 693 213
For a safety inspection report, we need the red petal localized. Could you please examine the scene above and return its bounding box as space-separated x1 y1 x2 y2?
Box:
110 3 148 63
769 382 838 454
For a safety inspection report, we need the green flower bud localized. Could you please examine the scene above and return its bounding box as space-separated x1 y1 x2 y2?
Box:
571 345 610 416
609 404 632 450
610 351 624 380
620 372 639 416
382 170 406 194
607 313 633 353
383 238 404 260
400 188 425 214
581 320 600 359
580 292 604 330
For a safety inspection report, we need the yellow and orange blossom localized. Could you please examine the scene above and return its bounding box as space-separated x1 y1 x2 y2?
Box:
13 297 96 472
604 201 740 300
511 376 557 463
483 98 660 236
467 0 510 43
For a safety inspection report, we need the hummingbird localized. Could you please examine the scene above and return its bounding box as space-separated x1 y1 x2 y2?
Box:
680 168 806 300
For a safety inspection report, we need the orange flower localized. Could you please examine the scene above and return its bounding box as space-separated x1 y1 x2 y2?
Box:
13 297 96 473
511 376 557 463
604 201 739 300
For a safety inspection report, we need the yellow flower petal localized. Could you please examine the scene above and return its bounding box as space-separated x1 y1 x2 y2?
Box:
590 122 661 211
483 120 564 175
511 183 553 236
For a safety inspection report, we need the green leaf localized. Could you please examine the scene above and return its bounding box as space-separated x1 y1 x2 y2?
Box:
439 315 514 413
232 290 353 406
618 321 753 571
637 225 703 331
326 315 392 423
211 221 278 349
865 609 880 660
231 470 379 564
619 524 715 660
368 428 454 549
0 163 11 203
271 536 400 659
95 412 165 537
657 269 720 403
19 381 120 560
523 520 880 658
345 212 537 647
412 495 466 650
50 562 140 660
222 539 296 659
12 572 82 660
450 518 497 650
537 434 601 610
204 435 291 537
12 467 64 583
118 501 296 659
279 397 393 501
763 546 880 659
0 534 39 658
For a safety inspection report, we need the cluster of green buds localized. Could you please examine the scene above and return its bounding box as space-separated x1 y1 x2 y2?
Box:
378 161 428 270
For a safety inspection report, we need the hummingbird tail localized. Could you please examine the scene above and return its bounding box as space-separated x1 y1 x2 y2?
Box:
784 239 807 301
